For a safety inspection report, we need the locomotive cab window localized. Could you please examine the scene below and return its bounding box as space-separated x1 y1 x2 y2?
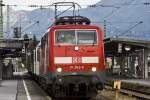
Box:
55 30 97 45
55 30 76 44
77 30 97 44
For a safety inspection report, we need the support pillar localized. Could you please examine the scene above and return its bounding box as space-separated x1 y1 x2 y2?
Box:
111 56 115 74
0 57 2 81
0 0 3 38
130 55 136 77
127 56 130 69
120 56 125 75
144 49 148 79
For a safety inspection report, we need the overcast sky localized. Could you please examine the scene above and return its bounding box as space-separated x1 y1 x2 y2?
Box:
3 0 101 11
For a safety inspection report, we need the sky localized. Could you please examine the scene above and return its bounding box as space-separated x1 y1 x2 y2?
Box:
3 0 101 11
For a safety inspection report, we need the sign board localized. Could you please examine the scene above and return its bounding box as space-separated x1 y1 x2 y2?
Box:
118 43 122 53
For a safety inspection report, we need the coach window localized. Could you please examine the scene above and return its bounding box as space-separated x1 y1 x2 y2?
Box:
77 30 97 44
55 30 76 44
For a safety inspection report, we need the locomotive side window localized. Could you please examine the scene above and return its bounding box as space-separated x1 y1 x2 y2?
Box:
55 30 76 44
77 30 97 44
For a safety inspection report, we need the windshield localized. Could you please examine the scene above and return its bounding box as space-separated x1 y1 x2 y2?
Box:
55 30 76 44
77 30 97 44
55 30 97 45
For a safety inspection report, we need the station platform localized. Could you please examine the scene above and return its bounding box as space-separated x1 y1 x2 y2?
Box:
0 80 17 100
0 74 52 100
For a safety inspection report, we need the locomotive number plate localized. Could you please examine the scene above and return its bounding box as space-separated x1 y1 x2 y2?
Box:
70 66 84 70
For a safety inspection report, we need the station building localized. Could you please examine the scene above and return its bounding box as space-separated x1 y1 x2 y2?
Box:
104 37 150 79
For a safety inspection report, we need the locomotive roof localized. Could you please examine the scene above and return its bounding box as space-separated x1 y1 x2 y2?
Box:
49 24 101 29
54 16 91 25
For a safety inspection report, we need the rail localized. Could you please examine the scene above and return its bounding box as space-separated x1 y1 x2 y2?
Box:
105 81 150 100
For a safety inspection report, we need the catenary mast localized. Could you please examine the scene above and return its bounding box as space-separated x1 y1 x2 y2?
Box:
0 0 3 38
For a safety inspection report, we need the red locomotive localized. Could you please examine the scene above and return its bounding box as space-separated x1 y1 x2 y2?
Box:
32 16 105 99
30 2 105 99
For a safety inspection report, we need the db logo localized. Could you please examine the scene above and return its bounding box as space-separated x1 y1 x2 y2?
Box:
72 57 82 63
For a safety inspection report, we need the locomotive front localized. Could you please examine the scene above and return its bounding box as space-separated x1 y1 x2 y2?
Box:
48 17 105 98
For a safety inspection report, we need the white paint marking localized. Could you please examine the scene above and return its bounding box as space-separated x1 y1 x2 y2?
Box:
82 57 99 63
55 57 72 64
23 80 32 100
46 96 52 100
55 57 99 64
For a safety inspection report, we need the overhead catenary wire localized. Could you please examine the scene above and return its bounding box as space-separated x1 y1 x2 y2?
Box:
92 21 142 24
2 1 150 9
116 21 143 37
97 0 140 37
2 1 148 24
3 1 150 39
21 21 39 33
2 21 142 24
3 2 80 38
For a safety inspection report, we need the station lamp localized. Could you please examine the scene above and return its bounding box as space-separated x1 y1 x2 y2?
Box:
124 45 131 51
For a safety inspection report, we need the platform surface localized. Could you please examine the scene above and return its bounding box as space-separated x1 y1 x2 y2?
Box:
0 77 52 100
0 80 17 100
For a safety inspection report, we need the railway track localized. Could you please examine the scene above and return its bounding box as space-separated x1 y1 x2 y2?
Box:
120 88 150 100
105 85 150 100
14 74 139 100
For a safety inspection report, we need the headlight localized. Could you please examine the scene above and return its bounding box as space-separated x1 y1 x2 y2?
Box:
92 67 96 72
57 68 62 73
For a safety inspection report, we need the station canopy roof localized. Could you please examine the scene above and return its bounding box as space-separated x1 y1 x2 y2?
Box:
104 37 150 56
